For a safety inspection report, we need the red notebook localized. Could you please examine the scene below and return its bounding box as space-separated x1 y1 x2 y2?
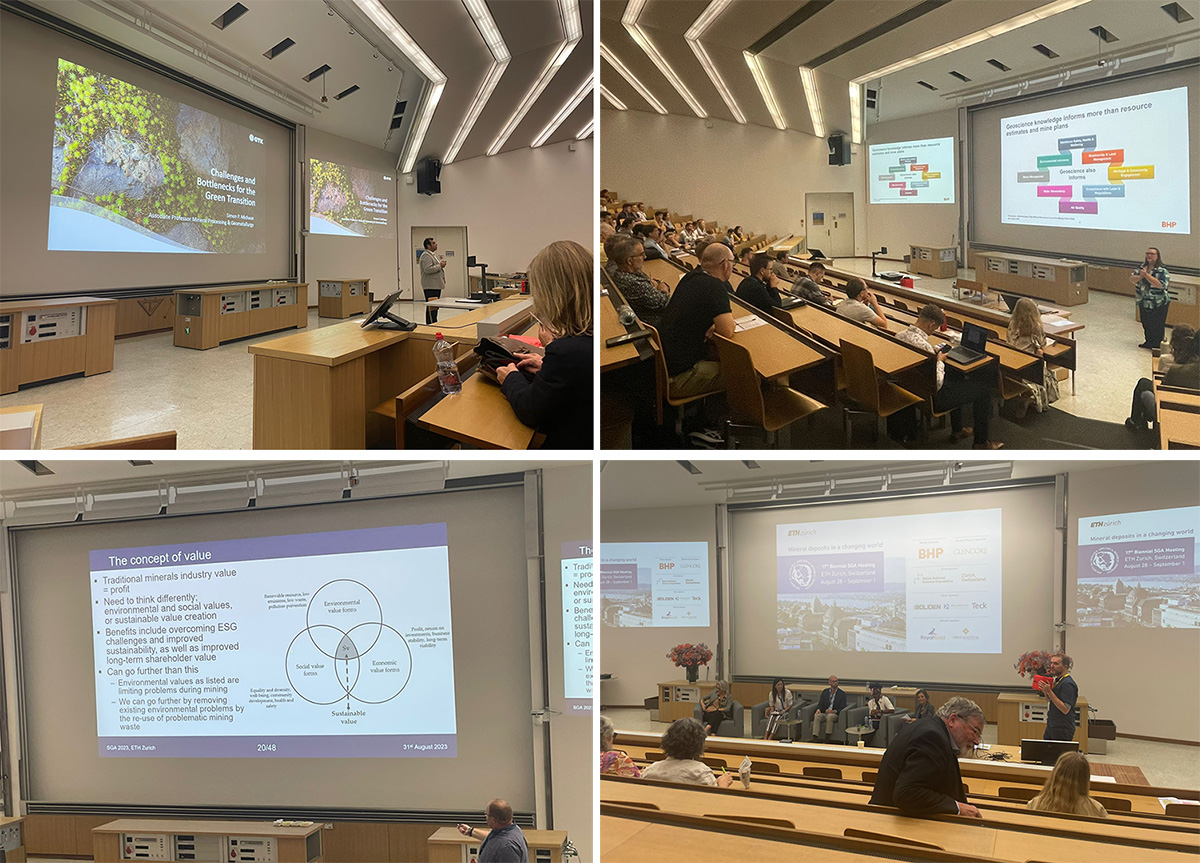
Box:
1032 674 1054 692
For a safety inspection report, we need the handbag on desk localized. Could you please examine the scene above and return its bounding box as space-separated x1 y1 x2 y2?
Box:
473 336 544 382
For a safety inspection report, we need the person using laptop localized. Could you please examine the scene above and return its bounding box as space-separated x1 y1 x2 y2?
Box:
1036 652 1078 742
896 304 1003 450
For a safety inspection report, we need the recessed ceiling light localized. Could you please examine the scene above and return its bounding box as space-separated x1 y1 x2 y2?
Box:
744 51 785 130
799 65 824 137
601 43 667 114
1162 2 1194 23
263 37 295 60
1032 43 1060 58
575 117 594 139
949 70 971 82
676 460 702 475
686 0 745 124
488 0 581 156
848 81 860 143
444 0 512 164
987 58 1012 72
212 3 248 30
917 79 938 90
624 0 706 118
16 460 54 477
531 75 591 148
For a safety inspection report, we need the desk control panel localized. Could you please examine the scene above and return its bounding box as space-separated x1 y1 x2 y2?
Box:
1020 701 1049 723
0 820 21 851
121 833 170 860
227 836 277 862
318 281 341 297
249 289 267 310
274 287 296 307
221 293 247 315
21 306 84 343
175 834 224 861
0 313 11 350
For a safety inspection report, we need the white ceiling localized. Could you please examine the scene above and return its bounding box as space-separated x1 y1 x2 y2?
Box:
601 0 1200 135
600 458 1148 510
22 0 594 167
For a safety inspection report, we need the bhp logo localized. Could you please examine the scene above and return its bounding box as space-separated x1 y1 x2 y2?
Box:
1163 221 1177 228
659 563 675 570
919 548 944 559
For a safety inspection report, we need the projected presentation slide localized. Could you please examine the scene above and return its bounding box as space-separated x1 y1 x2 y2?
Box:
600 542 709 628
1077 506 1199 628
309 158 395 238
869 137 955 203
1000 87 1190 234
50 59 267 254
561 542 592 713
90 524 456 757
776 509 1002 653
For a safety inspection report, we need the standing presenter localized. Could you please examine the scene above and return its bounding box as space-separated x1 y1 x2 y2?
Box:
1036 651 1078 742
1129 247 1170 350
420 237 447 324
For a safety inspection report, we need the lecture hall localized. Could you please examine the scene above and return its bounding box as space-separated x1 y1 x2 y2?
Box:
0 0 594 451
0 457 593 863
598 0 1200 450
599 457 1200 862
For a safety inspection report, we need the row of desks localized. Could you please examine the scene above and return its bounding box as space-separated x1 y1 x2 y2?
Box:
1151 353 1200 449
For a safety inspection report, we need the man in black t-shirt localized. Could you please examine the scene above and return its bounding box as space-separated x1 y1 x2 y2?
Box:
659 243 736 398
735 253 782 315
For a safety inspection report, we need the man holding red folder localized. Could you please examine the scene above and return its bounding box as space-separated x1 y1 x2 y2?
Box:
1036 652 1078 741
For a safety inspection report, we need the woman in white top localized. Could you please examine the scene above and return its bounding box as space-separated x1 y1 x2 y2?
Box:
764 677 794 740
641 717 734 787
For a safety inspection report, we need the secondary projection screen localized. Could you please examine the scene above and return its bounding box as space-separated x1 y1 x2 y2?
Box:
14 487 535 809
1075 505 1198 628
732 482 1057 685
560 541 593 713
868 137 956 203
309 158 395 238
600 542 710 627
0 11 294 294
968 66 1198 263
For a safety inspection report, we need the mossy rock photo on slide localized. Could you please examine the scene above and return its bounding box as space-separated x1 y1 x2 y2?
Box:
52 59 261 253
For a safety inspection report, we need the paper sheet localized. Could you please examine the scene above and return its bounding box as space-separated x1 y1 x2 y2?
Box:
734 315 767 332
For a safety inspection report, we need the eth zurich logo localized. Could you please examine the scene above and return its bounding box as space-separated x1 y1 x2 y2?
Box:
1089 547 1120 574
789 560 816 590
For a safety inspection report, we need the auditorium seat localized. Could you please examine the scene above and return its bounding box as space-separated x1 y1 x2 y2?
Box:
799 701 869 744
861 770 878 783
999 786 1039 802
839 339 923 446
751 699 807 739
714 334 826 447
876 709 911 748
803 766 843 779
1094 795 1133 812
844 828 943 851
1164 804 1200 819
693 701 745 737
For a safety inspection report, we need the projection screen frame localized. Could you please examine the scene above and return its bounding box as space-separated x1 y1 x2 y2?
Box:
1 468 551 824
966 58 1199 275
723 474 1063 689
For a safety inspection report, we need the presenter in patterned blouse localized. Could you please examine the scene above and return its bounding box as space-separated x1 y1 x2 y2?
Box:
1129 246 1171 350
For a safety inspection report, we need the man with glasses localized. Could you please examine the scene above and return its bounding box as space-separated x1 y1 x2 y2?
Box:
869 696 985 818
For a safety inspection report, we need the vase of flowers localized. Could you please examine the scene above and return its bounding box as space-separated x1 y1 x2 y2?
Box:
1013 649 1052 679
667 642 713 683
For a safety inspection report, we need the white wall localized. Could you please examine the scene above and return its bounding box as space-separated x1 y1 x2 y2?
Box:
863 108 961 261
600 505 719 709
601 109 866 254
302 128 401 307
398 138 593 281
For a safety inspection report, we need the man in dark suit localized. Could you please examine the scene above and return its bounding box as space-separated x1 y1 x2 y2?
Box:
870 696 985 818
810 674 848 743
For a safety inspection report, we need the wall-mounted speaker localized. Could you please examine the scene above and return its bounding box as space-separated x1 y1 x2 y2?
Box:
827 133 850 166
416 158 441 195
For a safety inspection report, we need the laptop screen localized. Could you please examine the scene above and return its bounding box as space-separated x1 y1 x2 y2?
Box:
961 322 988 352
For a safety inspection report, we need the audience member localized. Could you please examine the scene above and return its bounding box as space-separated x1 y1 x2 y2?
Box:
699 679 732 736
771 251 792 283
658 243 735 399
732 225 746 243
906 689 933 723
764 677 794 741
663 230 687 257
736 246 753 268
633 202 647 220
789 262 833 307
896 304 1003 449
640 717 734 787
865 683 895 745
735 253 782 315
721 228 737 250
599 715 641 778
616 215 635 236
599 210 615 242
608 236 669 327
1026 752 1108 818
603 233 623 275
496 240 592 449
1006 297 1059 417
682 221 701 246
633 222 669 261
1126 325 1199 431
870 696 984 818
457 799 529 863
811 675 847 743
836 278 889 330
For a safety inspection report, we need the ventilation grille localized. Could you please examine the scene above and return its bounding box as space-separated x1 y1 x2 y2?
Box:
304 64 332 82
334 85 360 100
212 3 248 30
1033 44 1059 59
917 80 937 91
987 58 1011 72
1089 25 1119 42
1162 2 1194 23
264 38 295 59
949 70 971 82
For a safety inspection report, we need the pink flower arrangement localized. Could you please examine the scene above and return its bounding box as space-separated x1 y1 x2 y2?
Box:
667 643 713 669
1013 650 1053 678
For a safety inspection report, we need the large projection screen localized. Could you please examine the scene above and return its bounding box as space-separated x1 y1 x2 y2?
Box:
731 482 1057 685
0 11 294 295
14 487 535 809
968 65 1198 265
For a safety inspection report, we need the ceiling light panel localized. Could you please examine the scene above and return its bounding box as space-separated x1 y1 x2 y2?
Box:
576 117 594 139
601 43 667 113
744 51 786 130
444 0 512 164
531 75 592 148
600 83 628 110
349 0 446 174
848 80 860 143
799 65 824 138
488 0 582 156
685 0 745 124
624 0 706 118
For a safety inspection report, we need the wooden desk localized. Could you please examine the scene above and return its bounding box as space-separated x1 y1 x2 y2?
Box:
0 403 43 448
1156 386 1200 449
426 826 564 863
174 283 307 349
115 292 175 336
971 251 1088 306
600 291 643 372
317 278 370 319
92 818 322 863
0 815 26 863
0 296 116 394
249 298 532 448
997 692 1091 752
409 369 537 449
910 244 957 279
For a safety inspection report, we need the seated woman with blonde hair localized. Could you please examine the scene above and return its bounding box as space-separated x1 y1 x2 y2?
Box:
599 715 640 777
1005 296 1059 418
1026 752 1108 818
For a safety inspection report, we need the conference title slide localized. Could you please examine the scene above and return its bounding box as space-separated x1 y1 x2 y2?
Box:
561 542 593 712
1000 86 1190 234
91 525 457 757
776 509 1002 653
50 59 268 254
309 158 396 239
1076 505 1199 629
600 541 710 628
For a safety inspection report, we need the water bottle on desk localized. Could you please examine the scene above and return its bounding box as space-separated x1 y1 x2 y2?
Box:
433 334 461 395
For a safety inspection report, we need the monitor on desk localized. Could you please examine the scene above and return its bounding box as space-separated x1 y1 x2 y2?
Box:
361 290 417 331
1021 738 1080 765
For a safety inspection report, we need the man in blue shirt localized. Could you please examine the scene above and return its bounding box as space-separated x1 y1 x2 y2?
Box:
458 799 528 862
1037 651 1078 742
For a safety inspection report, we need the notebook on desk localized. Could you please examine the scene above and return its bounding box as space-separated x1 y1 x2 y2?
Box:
945 321 988 364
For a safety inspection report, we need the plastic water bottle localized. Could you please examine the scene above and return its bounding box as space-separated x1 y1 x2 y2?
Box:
433 334 461 395
616 304 636 326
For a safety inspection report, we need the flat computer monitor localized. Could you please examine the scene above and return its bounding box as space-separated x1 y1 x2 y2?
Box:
1020 738 1080 765
361 290 417 331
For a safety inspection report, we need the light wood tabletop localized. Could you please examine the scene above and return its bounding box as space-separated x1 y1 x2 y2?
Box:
411 371 536 450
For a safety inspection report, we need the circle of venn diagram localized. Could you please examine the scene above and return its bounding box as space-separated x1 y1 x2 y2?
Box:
285 579 412 705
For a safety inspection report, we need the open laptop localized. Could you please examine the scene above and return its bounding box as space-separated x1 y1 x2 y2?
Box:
945 321 989 364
